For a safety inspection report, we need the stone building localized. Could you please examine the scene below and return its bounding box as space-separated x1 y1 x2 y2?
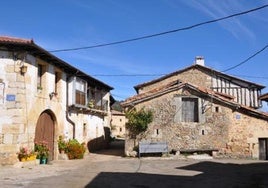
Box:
0 36 113 165
122 57 268 160
111 110 126 138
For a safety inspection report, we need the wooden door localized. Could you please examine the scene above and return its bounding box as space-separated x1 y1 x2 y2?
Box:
259 138 268 160
35 111 55 161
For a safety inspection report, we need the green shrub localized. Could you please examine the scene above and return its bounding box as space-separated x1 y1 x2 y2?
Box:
65 139 86 159
125 107 153 138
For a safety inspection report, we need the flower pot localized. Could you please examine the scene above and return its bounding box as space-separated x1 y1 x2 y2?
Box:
20 157 27 162
28 155 37 161
40 157 48 164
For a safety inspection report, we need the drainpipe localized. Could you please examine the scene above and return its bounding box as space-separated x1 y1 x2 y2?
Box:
66 77 75 139
66 111 75 139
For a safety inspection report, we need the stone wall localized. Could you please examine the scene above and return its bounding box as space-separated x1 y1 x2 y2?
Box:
0 49 113 165
138 68 210 94
0 52 68 165
125 88 230 156
227 112 268 159
125 86 268 159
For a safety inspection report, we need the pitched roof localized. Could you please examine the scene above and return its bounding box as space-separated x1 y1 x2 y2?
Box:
259 93 268 102
134 64 265 92
111 110 125 116
0 36 113 90
0 36 33 44
122 80 268 120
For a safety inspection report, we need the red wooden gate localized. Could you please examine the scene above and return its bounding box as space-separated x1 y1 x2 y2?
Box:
35 110 55 161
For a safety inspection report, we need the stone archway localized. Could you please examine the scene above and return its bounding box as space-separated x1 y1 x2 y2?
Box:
34 110 56 161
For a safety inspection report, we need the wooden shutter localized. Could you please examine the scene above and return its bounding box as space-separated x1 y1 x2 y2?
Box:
182 98 198 122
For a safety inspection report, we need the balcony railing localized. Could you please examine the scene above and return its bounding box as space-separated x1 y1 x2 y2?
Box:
87 99 108 112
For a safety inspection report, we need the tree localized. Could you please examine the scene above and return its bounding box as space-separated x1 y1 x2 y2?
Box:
111 101 123 112
125 107 153 138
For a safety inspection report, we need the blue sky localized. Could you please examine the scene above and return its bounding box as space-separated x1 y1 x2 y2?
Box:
1 1 268 105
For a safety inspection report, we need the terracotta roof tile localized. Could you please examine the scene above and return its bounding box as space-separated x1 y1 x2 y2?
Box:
0 35 113 90
259 93 268 102
122 80 268 120
111 110 125 115
0 36 33 44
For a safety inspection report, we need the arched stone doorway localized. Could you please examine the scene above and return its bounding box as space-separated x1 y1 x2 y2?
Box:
34 110 56 161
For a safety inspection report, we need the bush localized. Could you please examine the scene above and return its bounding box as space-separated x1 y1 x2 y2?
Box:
65 139 86 160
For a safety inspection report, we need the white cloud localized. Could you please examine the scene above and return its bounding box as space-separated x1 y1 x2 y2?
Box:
69 52 155 75
181 0 256 41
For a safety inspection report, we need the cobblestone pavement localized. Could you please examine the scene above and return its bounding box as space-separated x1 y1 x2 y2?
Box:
1 140 268 188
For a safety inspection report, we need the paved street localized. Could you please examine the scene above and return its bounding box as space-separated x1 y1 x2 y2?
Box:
1 140 268 188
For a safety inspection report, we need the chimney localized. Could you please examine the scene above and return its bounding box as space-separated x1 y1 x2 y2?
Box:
195 56 205 66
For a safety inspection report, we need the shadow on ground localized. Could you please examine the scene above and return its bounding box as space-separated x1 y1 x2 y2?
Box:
93 139 125 157
85 161 268 188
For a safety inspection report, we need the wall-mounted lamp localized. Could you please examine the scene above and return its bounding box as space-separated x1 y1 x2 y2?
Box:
20 65 27 75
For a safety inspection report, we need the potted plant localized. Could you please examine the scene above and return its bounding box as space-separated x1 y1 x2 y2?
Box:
17 146 30 161
88 99 95 108
35 143 49 164
17 146 37 162
58 135 67 153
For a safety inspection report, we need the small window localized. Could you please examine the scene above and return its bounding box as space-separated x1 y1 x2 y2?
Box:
83 123 87 137
37 64 44 89
75 78 86 106
55 71 61 94
182 98 199 122
215 106 219 113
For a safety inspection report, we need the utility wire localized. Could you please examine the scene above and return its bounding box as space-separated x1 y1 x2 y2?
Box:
49 4 268 53
92 43 268 77
221 44 268 72
92 74 166 77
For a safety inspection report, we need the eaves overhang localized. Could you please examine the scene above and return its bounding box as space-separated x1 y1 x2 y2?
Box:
0 36 113 91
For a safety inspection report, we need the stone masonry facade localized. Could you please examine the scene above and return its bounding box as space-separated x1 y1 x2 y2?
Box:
124 63 268 159
0 37 113 165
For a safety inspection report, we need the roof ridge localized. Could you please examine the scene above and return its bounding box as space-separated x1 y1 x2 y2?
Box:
134 64 265 91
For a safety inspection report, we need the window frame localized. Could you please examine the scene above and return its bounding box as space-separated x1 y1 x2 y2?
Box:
181 97 199 122
75 77 87 106
37 64 43 89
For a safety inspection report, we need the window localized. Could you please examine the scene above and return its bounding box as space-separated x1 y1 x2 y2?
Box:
37 64 43 89
75 78 86 105
55 71 61 94
182 98 199 122
83 123 87 137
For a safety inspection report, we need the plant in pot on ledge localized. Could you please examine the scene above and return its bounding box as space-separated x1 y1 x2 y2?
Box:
35 143 49 164
17 146 37 162
58 135 67 154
